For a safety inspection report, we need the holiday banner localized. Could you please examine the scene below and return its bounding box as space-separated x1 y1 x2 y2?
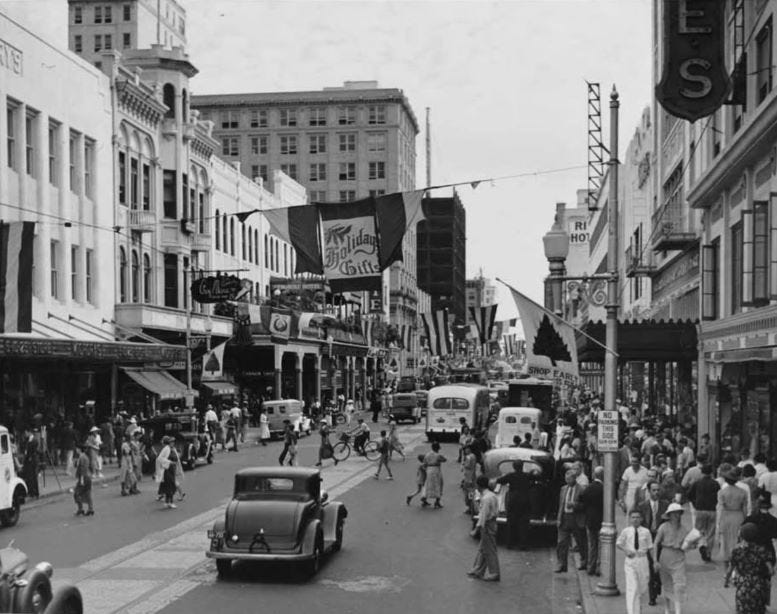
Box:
201 340 227 381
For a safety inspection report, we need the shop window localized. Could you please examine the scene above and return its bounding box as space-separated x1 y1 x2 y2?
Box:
731 221 743 314
702 240 719 320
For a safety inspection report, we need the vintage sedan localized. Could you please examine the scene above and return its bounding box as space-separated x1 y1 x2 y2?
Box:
206 467 347 578
141 412 214 473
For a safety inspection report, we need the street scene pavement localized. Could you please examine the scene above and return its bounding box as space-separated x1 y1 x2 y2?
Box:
10 421 580 614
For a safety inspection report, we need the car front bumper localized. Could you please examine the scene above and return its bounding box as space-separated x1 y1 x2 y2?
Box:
206 550 313 562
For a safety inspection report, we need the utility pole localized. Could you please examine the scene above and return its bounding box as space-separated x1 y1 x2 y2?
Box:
597 85 620 597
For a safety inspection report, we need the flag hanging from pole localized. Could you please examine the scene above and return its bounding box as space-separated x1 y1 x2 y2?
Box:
374 190 426 269
509 287 578 381
0 221 35 333
469 304 497 344
421 309 451 356
261 205 323 274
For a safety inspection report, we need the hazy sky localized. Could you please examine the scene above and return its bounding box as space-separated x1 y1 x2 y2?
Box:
2 0 653 315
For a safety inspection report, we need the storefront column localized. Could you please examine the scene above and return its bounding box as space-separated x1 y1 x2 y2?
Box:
111 363 118 415
315 355 322 404
296 353 303 401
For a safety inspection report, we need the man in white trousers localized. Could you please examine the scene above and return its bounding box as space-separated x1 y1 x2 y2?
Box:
616 508 653 614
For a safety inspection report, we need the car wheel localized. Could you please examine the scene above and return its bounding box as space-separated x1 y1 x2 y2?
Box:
332 515 345 552
306 538 322 577
216 559 232 579
43 586 82 614
1 494 21 527
13 568 52 613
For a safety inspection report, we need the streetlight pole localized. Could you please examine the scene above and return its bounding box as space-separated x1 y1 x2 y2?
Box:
597 85 620 597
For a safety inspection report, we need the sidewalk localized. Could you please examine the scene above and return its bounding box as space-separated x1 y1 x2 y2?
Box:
577 512 740 614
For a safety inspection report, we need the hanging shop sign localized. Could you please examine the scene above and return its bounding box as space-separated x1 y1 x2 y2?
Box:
191 275 251 303
655 0 730 122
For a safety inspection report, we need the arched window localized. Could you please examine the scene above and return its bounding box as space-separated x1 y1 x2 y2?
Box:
254 229 259 265
143 254 152 303
163 84 176 118
229 217 235 255
274 240 279 273
283 244 288 277
119 247 127 302
181 89 188 123
264 235 269 267
241 222 247 260
222 213 228 253
215 209 221 250
247 228 253 263
270 237 275 270
131 250 140 302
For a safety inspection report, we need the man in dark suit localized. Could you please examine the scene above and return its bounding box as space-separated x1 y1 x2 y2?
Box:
496 460 531 549
555 469 587 572
636 480 668 606
579 465 604 576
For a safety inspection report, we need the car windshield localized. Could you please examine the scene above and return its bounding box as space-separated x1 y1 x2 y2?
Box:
234 476 313 500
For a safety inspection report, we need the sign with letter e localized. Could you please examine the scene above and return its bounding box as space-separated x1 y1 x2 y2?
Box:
597 410 620 453
656 0 730 122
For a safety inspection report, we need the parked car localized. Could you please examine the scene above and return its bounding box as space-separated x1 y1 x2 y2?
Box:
388 392 421 424
262 400 311 439
0 541 83 613
0 426 27 527
140 412 214 473
470 446 559 542
206 467 347 578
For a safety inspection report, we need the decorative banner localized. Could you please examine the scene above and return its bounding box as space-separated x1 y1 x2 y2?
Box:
269 308 292 344
0 221 34 333
298 312 339 341
655 0 730 122
510 287 578 382
320 199 381 293
201 341 227 381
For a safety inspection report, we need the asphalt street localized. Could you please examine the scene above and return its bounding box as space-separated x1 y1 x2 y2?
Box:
5 421 582 614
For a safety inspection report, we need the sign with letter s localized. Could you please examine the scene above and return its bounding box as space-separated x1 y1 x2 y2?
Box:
656 0 730 122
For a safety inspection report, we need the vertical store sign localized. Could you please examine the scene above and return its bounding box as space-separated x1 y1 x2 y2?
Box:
655 0 730 122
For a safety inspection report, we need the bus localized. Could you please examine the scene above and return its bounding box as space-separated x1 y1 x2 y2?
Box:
506 377 555 428
425 384 490 441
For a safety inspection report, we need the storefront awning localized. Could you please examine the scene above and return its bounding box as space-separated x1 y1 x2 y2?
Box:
709 347 777 363
201 380 238 396
576 319 699 363
122 369 194 400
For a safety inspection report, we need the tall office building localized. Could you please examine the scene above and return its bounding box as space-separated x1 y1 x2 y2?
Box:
191 82 421 334
68 0 187 68
417 192 466 326
465 275 496 325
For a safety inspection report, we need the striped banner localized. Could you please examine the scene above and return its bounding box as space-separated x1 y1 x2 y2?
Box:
468 304 498 344
0 222 35 333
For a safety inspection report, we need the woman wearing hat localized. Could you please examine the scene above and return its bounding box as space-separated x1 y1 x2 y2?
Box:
653 502 691 614
717 464 749 586
731 522 774 614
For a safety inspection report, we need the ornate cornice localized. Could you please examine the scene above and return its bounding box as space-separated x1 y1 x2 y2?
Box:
115 79 167 129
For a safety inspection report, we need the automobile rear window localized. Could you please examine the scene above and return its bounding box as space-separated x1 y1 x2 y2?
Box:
520 417 532 424
451 398 469 410
432 398 451 409
235 476 308 497
505 416 517 424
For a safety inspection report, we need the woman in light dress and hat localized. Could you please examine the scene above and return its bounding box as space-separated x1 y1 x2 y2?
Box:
653 502 696 614
717 463 749 586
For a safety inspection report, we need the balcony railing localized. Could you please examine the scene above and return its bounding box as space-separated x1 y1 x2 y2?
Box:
128 209 155 233
651 200 698 251
625 245 656 277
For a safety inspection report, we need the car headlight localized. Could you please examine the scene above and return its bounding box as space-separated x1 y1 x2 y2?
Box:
34 562 53 579
231 535 239 543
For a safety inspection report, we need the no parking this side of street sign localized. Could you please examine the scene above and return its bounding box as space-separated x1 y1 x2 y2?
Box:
597 410 620 453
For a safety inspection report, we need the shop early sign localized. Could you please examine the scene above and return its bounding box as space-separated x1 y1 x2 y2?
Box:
655 0 730 122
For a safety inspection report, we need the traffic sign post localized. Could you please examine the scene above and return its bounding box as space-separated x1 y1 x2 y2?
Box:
597 410 619 453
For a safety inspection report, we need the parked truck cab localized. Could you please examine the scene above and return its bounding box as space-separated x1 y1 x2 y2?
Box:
0 426 27 527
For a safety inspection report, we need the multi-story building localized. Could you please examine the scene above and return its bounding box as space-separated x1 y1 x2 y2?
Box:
191 81 423 370
67 0 186 67
465 274 496 326
417 191 466 326
686 0 777 457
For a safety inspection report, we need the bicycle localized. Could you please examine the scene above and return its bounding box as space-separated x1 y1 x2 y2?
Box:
331 431 382 462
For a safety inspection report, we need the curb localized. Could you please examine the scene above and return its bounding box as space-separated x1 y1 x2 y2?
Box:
575 568 600 614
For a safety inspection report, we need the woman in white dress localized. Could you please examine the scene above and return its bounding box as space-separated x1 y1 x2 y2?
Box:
258 410 270 446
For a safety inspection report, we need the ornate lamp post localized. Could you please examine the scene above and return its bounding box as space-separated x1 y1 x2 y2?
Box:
543 202 571 317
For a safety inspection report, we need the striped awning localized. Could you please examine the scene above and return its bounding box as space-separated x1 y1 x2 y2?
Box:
122 369 194 400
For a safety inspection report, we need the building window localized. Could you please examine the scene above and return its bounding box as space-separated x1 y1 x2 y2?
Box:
215 209 221 250
69 132 78 192
221 137 239 156
74 6 82 23
254 229 259 265
84 139 94 198
701 241 719 320
86 249 94 303
247 227 253 263
118 151 127 204
241 223 247 260
6 104 15 170
25 113 35 176
338 107 356 125
220 111 239 129
753 200 769 304
280 163 297 180
309 108 327 126
198 192 205 233
310 190 327 203
368 105 386 125
74 35 82 53
280 135 297 155
123 4 131 20
143 254 151 303
309 134 326 154
338 133 356 152
250 135 267 155
338 162 356 181
283 244 288 276
230 217 235 256
94 5 102 23
105 6 112 22
51 241 60 299
264 234 269 267
163 84 175 118
48 122 58 185
93 35 102 52
368 189 386 197
163 169 176 218
275 241 279 273
103 34 112 50
249 110 267 128
130 157 138 208
279 109 297 127
71 245 79 301
163 253 177 308
731 221 743 314
131 250 140 302
367 132 387 152
757 19 773 104
142 163 150 209
309 163 326 182
368 161 385 180
339 190 356 202
123 33 131 49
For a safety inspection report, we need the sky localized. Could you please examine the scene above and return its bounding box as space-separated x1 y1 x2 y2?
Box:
1 0 653 316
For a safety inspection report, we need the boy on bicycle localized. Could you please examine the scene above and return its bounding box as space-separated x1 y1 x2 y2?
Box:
350 419 370 456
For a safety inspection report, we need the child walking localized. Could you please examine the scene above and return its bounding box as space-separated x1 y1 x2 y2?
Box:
374 430 393 480
406 454 427 505
388 421 405 461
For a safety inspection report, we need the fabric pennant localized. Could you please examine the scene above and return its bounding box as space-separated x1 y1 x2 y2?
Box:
0 221 34 333
261 205 323 274
375 190 426 270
